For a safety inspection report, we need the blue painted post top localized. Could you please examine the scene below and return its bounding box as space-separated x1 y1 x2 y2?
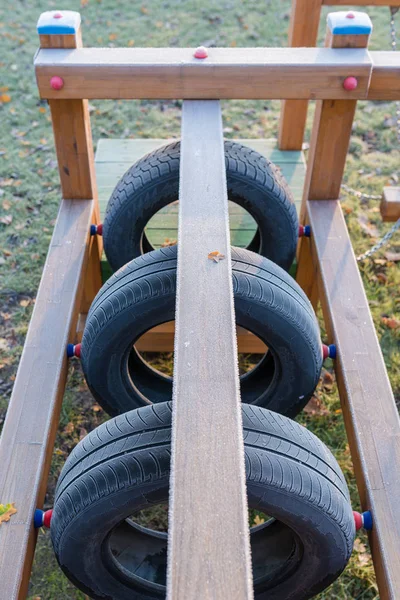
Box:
327 11 373 36
37 10 81 35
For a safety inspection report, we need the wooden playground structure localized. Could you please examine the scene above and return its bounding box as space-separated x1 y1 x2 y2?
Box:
1 4 400 599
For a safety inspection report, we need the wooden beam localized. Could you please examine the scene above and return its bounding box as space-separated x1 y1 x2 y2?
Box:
369 52 400 100
307 198 400 600
278 0 322 150
381 187 400 222
167 101 253 600
34 47 372 100
0 197 95 600
39 11 103 317
297 13 371 305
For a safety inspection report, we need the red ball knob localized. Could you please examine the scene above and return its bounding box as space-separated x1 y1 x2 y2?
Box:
53 12 63 19
343 76 358 91
194 46 208 59
346 12 355 19
50 76 64 91
353 511 363 531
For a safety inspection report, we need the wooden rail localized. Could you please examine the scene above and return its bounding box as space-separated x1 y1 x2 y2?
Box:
279 0 400 149
34 47 373 100
167 100 253 600
306 199 400 598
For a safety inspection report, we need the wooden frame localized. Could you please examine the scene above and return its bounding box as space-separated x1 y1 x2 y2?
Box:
1 7 400 600
279 0 400 150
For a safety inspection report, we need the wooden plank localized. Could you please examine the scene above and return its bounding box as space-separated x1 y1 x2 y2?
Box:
34 47 372 100
307 198 400 600
167 101 253 600
369 51 400 101
0 198 95 600
279 0 322 150
381 187 400 222
95 138 303 164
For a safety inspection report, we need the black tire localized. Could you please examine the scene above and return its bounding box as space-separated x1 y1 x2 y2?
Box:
81 246 322 417
102 140 298 272
51 402 355 600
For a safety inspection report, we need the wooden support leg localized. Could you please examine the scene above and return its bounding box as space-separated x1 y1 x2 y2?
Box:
42 14 103 317
296 12 372 306
278 0 322 150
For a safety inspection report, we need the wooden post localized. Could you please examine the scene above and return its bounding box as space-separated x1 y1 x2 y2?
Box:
167 101 253 600
296 11 373 309
278 0 323 150
38 10 102 315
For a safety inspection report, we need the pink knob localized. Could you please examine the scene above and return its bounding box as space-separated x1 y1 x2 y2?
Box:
343 76 358 91
194 46 208 59
50 76 64 91
53 12 63 19
346 12 355 19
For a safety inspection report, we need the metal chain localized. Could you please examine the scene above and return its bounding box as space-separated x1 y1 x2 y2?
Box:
341 7 400 261
356 219 400 261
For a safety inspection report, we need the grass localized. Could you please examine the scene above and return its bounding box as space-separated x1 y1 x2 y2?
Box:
0 1 399 598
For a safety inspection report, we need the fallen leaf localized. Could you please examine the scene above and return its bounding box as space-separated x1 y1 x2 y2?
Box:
253 514 265 526
381 316 400 330
128 40 135 47
2 200 10 210
0 93 11 103
141 5 149 13
19 299 30 307
0 215 12 225
92 404 102 412
64 422 75 435
357 214 380 238
376 272 388 284
304 396 329 416
161 238 177 247
322 370 334 391
0 503 17 524
208 250 225 263
385 252 400 262
109 33 117 41
38 107 46 114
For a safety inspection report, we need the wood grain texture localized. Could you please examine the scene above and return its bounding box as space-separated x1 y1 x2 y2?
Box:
167 101 253 600
278 0 322 150
307 198 400 600
34 47 372 100
299 26 370 223
380 187 400 222
369 51 400 100
43 27 103 315
0 198 95 600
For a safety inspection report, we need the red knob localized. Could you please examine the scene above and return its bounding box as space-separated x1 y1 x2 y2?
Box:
194 46 208 59
343 76 358 91
346 12 355 19
50 76 64 91
53 12 63 19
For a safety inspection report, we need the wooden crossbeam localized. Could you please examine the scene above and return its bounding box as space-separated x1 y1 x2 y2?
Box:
307 199 400 599
167 100 253 600
0 198 95 600
34 47 372 100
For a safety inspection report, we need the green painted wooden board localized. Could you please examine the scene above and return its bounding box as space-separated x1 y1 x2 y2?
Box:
95 138 306 249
